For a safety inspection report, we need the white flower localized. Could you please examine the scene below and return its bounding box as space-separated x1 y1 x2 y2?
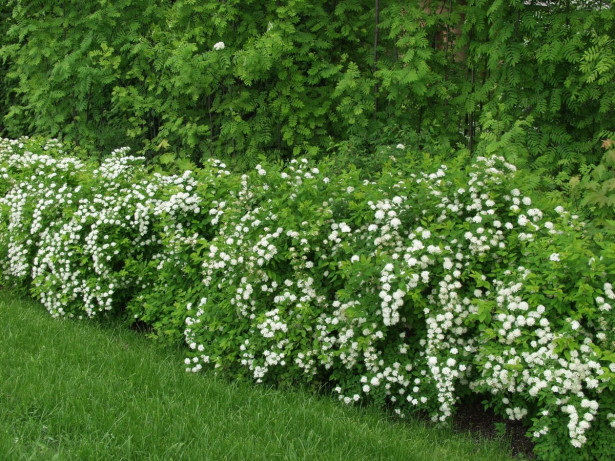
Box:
549 253 560 262
396 143 405 149
213 41 225 51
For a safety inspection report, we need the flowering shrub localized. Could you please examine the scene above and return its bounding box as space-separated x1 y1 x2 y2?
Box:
124 157 236 343
0 137 202 318
1 137 614 460
0 138 86 289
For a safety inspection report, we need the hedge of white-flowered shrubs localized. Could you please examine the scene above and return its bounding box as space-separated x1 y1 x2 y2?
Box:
1 137 614 460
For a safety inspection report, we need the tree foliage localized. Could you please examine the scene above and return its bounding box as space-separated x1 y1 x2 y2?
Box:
462 0 615 180
0 0 613 172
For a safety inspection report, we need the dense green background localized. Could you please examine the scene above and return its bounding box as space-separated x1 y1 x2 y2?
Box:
1 0 613 173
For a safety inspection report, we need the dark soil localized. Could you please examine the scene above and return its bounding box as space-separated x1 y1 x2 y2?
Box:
128 318 154 334
453 403 536 459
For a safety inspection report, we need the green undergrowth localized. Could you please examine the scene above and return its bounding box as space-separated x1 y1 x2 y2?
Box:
0 290 520 461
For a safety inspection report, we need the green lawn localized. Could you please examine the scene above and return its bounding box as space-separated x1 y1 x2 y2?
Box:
0 290 521 461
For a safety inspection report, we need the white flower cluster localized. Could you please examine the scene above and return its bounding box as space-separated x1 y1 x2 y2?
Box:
0 138 202 318
470 271 607 447
0 138 85 280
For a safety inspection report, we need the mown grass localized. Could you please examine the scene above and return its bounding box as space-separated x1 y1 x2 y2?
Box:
0 290 522 461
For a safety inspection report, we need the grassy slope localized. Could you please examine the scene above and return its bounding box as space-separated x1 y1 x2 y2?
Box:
0 291 520 461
